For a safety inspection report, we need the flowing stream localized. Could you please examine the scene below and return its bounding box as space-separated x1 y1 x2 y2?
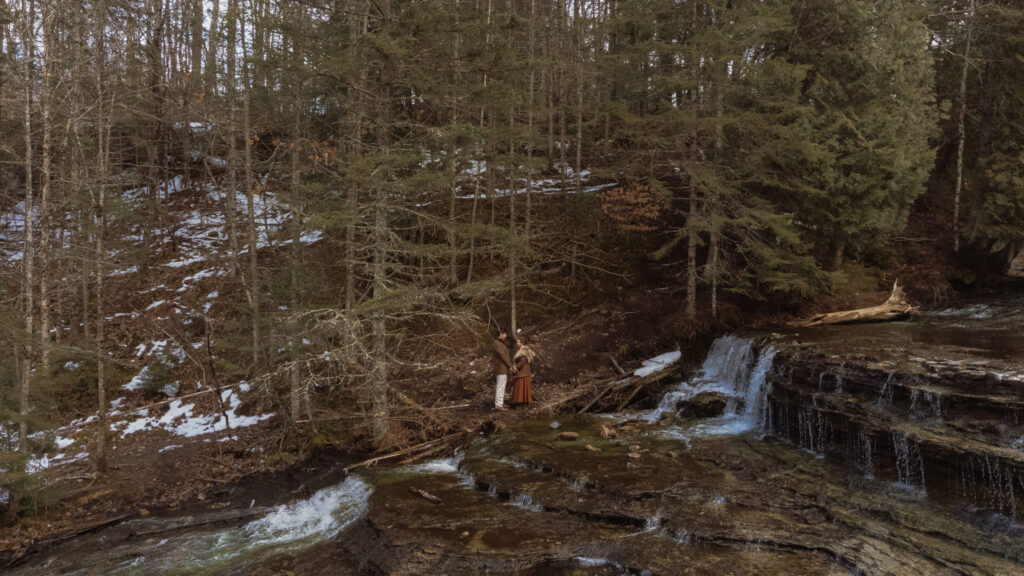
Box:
11 300 1024 575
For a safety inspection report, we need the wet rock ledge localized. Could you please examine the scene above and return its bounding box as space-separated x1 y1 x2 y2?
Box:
328 417 1024 575
766 339 1024 520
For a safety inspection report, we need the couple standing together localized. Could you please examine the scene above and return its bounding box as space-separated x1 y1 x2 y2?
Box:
491 331 535 411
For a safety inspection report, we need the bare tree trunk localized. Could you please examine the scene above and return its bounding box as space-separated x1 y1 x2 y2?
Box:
686 194 697 319
184 0 203 186
241 14 260 369
39 0 53 373
80 209 89 343
570 0 583 283
953 0 975 254
467 0 493 285
142 0 165 272
707 50 726 320
345 2 365 312
370 180 388 446
831 236 845 272
94 0 108 472
505 0 519 332
205 0 219 98
370 17 390 448
546 69 554 169
225 0 240 275
289 8 305 427
19 0 36 454
447 0 461 286
525 0 535 241
685 0 700 320
509 95 518 337
466 155 480 284
571 81 582 282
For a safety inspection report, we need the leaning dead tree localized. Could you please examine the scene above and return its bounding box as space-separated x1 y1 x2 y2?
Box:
801 281 917 327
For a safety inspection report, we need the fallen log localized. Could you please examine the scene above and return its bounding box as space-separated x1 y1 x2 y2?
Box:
4 512 133 567
800 280 917 327
579 363 683 414
399 443 448 465
393 389 449 432
575 378 623 415
344 431 466 473
409 486 442 504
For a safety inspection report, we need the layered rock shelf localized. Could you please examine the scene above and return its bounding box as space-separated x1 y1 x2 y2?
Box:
768 310 1024 520
338 418 1024 575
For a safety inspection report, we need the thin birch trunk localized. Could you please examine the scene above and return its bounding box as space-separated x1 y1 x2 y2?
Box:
39 0 53 372
953 0 975 254
19 0 36 454
241 14 260 369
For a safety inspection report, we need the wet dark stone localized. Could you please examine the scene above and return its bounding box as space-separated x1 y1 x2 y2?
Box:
676 392 727 419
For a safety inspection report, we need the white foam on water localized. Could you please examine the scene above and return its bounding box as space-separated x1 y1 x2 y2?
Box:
404 451 464 475
645 336 777 442
95 476 374 576
509 492 543 512
242 477 371 546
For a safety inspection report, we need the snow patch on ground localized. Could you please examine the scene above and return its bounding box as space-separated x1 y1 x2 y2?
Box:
113 387 273 439
165 255 205 268
124 366 151 391
26 450 89 474
634 351 681 377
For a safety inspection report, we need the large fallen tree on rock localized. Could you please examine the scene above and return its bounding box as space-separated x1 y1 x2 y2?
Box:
800 281 917 327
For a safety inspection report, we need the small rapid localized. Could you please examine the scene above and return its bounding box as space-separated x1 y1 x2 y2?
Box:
9 476 372 576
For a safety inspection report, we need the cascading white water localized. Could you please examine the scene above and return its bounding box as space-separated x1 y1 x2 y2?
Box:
859 429 875 479
647 335 777 439
892 432 926 491
7 476 374 576
747 347 778 432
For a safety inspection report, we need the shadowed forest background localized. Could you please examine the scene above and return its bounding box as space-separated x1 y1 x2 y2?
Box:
1 0 1024 530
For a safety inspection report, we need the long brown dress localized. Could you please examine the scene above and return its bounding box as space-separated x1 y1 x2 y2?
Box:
512 353 533 405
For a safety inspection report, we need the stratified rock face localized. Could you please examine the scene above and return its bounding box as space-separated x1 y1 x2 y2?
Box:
765 306 1024 520
675 391 727 418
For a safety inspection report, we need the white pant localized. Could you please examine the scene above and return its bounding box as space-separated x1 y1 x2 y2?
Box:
494 374 508 407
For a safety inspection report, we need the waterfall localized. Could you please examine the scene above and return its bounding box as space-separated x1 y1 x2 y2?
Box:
876 373 895 407
747 346 777 433
647 335 777 437
908 389 943 421
859 429 874 478
510 492 543 512
892 432 926 491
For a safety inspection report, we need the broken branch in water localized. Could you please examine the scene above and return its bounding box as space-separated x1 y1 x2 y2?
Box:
409 486 442 504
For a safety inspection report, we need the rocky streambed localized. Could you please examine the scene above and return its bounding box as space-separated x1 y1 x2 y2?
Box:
10 300 1024 575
